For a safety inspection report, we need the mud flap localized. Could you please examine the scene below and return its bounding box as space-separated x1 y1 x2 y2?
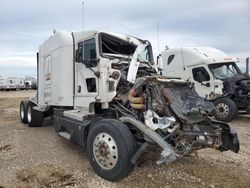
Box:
219 126 240 153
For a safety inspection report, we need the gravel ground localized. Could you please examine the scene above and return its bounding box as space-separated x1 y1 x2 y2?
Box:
0 90 250 188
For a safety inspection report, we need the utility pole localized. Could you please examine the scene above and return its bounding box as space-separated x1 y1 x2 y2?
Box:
82 1 85 31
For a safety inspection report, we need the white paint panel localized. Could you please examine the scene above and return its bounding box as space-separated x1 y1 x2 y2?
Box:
38 32 74 106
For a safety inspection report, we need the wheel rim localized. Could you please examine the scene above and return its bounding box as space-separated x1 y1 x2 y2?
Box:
20 103 25 119
216 103 229 118
27 105 32 123
93 132 118 170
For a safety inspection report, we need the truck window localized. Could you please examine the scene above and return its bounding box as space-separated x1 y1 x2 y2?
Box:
83 38 96 60
78 38 97 61
192 67 210 82
86 78 97 92
209 63 241 80
167 54 175 65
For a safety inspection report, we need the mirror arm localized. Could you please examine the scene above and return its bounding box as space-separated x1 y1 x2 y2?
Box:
85 65 100 78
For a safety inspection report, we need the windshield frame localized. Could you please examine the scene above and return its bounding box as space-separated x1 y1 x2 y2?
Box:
98 32 155 65
208 62 242 80
98 32 137 59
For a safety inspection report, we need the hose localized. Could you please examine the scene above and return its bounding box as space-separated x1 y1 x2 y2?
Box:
128 89 145 110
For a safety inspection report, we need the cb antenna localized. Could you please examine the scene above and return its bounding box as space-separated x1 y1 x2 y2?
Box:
157 22 160 54
82 1 85 31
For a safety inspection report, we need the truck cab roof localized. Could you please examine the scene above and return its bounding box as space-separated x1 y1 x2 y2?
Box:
161 47 239 67
39 30 144 58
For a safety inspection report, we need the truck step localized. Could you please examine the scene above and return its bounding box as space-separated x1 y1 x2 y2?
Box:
58 132 71 140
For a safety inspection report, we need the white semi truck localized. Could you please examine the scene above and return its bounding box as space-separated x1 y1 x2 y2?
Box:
159 47 250 122
20 31 239 181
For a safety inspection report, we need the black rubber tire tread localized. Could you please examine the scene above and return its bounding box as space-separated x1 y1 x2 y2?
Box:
27 102 44 127
86 119 137 182
20 100 29 124
214 98 238 122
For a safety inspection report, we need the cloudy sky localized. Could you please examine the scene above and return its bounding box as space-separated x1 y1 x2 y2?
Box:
0 0 249 77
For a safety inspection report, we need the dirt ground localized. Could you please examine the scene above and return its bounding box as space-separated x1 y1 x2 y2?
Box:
0 90 250 188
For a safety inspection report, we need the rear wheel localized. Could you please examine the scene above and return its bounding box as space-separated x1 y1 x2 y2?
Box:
87 119 137 181
20 100 28 124
214 98 237 122
27 102 44 127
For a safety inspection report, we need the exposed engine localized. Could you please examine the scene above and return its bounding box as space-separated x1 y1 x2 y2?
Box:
110 75 239 163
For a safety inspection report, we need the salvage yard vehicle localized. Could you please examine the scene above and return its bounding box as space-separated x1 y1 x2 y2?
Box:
0 76 36 91
20 31 239 181
0 77 23 90
159 47 250 122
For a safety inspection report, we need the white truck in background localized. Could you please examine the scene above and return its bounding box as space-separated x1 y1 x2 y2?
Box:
20 31 239 181
0 76 37 90
158 47 250 122
0 77 24 90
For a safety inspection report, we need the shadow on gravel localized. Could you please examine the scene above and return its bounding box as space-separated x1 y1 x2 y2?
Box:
0 144 11 152
15 164 76 187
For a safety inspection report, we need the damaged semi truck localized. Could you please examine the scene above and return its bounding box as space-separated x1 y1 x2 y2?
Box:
20 31 239 181
159 47 250 122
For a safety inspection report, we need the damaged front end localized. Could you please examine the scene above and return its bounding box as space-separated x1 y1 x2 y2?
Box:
119 76 239 164
104 35 239 164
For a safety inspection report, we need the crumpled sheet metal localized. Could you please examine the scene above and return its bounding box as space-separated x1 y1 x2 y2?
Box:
162 86 215 124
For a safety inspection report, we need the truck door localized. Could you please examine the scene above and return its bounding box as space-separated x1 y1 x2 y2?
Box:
191 66 214 98
74 38 99 110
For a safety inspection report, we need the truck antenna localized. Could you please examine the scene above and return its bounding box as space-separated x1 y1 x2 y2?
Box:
157 22 160 54
82 1 85 31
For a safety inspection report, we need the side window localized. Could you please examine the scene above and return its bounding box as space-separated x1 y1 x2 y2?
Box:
167 54 175 65
84 38 96 60
78 38 97 61
86 78 97 92
192 67 210 82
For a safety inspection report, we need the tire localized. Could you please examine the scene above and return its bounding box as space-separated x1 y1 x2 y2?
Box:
20 100 29 124
87 119 137 182
214 98 238 122
27 102 44 127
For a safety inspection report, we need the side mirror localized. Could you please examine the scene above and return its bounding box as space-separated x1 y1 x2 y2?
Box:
75 49 82 62
196 71 204 83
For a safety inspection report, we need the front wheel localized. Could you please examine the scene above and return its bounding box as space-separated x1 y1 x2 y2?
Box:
86 119 137 182
214 98 237 122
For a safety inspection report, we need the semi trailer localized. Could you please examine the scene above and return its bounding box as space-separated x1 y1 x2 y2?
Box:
20 31 239 181
159 47 250 122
